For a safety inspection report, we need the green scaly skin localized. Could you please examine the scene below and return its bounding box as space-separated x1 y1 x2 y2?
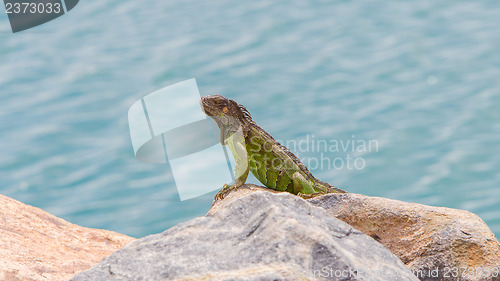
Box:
200 95 347 200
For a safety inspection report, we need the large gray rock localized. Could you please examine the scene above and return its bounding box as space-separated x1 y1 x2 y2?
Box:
71 191 418 281
210 185 500 281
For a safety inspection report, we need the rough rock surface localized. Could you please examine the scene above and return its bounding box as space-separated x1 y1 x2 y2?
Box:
0 194 135 281
210 185 500 281
309 193 500 281
71 191 418 281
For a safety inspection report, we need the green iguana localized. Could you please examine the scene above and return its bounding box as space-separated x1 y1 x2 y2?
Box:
201 94 346 200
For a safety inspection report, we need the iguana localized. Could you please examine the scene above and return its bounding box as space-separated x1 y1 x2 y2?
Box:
201 94 346 200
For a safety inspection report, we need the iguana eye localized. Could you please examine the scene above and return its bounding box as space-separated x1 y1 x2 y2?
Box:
220 116 229 125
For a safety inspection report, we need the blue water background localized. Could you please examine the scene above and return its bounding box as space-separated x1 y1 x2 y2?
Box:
1 1 499 238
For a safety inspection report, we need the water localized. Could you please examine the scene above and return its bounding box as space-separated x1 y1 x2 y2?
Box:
1 0 499 238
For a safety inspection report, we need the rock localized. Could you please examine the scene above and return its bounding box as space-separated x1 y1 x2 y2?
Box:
309 193 500 281
0 194 135 281
209 185 500 281
71 191 418 281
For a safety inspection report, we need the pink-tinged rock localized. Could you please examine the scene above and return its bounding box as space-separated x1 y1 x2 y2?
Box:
0 194 135 281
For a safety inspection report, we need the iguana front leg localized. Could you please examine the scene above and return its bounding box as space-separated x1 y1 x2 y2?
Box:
215 132 249 200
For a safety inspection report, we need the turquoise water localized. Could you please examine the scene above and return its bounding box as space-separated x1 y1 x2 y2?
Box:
1 1 499 238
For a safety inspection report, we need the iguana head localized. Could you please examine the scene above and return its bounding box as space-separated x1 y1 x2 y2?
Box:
200 94 252 125
201 95 252 144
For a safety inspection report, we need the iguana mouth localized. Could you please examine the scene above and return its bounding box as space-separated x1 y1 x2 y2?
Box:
200 96 215 116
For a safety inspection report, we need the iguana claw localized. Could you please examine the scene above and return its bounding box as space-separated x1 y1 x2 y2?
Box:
214 184 234 200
